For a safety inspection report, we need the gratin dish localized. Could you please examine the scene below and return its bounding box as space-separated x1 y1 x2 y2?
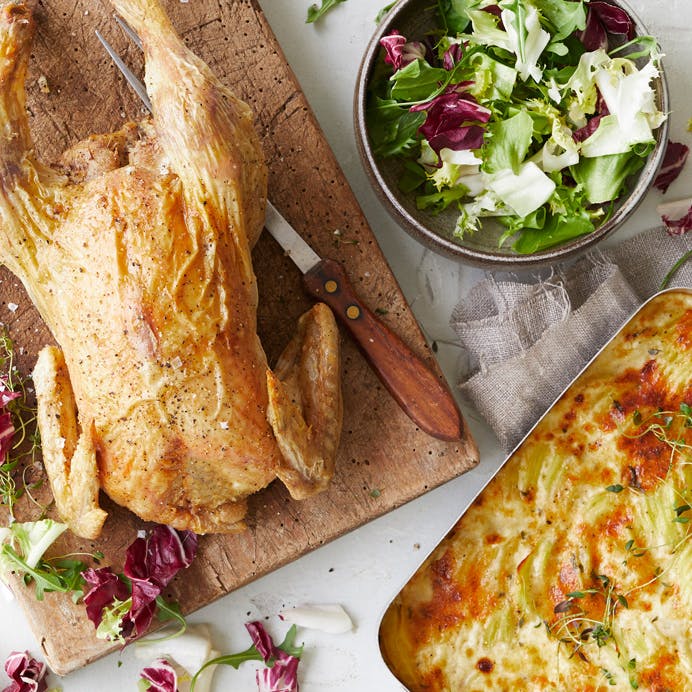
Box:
354 0 670 267
378 288 692 690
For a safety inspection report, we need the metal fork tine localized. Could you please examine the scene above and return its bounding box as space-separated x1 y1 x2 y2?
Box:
114 15 143 51
95 27 152 113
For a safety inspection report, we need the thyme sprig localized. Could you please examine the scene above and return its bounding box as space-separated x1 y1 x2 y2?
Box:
621 404 692 474
551 573 627 657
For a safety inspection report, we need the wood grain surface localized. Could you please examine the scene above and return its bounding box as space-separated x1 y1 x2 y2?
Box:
0 0 479 675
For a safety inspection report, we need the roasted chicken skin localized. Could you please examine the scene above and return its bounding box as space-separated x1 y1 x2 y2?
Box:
0 0 342 537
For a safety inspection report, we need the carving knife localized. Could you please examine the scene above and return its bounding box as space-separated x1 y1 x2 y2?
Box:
96 27 465 442
264 201 465 442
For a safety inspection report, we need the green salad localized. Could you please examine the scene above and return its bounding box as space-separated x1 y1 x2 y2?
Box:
367 0 666 253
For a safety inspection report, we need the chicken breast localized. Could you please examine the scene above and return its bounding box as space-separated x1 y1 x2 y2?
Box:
0 0 342 537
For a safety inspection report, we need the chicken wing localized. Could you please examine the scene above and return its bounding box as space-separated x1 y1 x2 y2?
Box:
0 0 342 537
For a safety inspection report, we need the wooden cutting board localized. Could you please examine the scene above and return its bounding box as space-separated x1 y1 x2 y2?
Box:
0 0 479 675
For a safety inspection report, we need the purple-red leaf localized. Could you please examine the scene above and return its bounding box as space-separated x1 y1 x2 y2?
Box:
654 140 690 193
2 651 47 692
0 380 20 409
573 92 610 142
442 43 463 70
82 567 130 628
579 1 635 51
0 411 15 464
662 206 692 235
256 653 300 692
139 659 178 692
124 526 197 589
83 526 198 641
246 621 277 663
411 88 491 154
379 31 426 71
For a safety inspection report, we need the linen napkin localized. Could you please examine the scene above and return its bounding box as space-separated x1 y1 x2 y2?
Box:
451 227 692 452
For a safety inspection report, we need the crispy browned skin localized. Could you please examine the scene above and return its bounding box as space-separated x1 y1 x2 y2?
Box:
0 0 342 536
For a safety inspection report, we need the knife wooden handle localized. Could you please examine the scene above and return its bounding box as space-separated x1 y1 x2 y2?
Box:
303 258 465 441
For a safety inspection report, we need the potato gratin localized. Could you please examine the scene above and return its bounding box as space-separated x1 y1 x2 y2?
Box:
380 289 692 691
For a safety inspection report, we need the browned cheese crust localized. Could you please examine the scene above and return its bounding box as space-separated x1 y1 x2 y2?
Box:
380 290 692 691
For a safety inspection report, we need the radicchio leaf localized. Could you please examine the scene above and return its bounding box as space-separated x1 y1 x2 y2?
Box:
662 207 692 235
246 621 277 663
579 1 635 51
658 198 692 235
256 653 300 692
0 377 19 464
442 42 463 70
139 658 178 692
654 140 690 193
82 567 130 627
83 526 198 641
379 31 426 71
245 621 301 692
2 651 47 692
0 411 15 464
125 526 197 589
572 92 610 142
0 380 20 409
411 87 491 155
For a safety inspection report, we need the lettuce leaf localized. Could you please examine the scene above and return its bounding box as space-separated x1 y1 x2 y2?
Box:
390 60 449 102
4 520 67 569
512 212 593 252
533 0 587 42
500 0 551 82
439 0 486 34
488 161 556 217
366 97 426 157
484 109 534 174
570 149 646 204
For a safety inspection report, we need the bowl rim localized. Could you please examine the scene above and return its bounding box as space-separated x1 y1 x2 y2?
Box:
353 0 671 268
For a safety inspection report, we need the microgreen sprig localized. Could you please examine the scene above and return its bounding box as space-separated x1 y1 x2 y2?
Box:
551 573 627 657
623 404 692 469
0 328 41 519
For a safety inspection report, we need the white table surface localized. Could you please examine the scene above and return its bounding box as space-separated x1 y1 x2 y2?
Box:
1 0 690 689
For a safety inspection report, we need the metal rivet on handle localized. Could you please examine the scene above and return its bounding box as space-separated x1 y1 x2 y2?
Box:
346 305 361 320
325 280 338 293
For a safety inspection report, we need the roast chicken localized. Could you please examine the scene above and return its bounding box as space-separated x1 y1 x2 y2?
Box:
0 0 342 537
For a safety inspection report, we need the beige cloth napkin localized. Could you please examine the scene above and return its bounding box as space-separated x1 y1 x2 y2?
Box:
451 227 692 452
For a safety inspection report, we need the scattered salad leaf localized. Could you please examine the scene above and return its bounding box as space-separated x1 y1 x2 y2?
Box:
306 0 347 24
1 520 66 570
366 0 666 253
279 603 353 633
136 624 215 680
654 140 689 193
138 658 177 692
2 650 47 692
190 622 303 692
83 525 198 642
375 3 395 25
657 198 692 235
0 519 92 601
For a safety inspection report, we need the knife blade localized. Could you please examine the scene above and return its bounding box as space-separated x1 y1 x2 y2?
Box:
264 201 465 442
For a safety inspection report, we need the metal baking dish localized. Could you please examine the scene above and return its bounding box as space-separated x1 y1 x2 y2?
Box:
376 288 692 690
